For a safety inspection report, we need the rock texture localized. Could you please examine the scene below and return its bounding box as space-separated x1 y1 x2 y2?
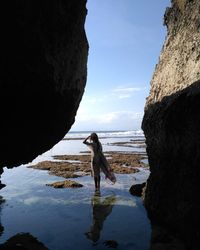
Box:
1 0 88 169
146 0 200 107
28 152 144 178
46 180 83 188
142 0 200 249
129 182 146 197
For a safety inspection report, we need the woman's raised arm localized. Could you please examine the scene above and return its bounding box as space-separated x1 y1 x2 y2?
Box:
83 135 91 145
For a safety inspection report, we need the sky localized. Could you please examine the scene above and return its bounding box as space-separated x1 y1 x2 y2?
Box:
71 0 171 132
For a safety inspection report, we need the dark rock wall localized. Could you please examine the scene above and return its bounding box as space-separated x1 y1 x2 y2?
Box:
142 0 200 248
1 1 88 168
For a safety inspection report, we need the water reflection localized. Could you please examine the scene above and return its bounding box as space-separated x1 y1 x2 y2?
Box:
0 196 5 238
0 164 151 249
85 192 116 243
0 233 49 249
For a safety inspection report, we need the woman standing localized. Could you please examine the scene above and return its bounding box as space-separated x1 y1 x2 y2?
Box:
83 133 116 191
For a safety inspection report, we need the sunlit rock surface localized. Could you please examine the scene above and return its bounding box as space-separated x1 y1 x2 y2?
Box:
1 1 88 168
146 0 200 107
142 0 200 248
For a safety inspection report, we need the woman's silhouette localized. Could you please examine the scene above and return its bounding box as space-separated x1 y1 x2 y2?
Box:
83 133 116 191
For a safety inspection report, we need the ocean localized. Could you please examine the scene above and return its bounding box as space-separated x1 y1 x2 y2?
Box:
0 130 151 249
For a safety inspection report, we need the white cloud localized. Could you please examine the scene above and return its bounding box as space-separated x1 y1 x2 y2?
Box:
72 87 146 130
97 112 118 124
76 111 143 125
100 111 144 130
81 86 146 105
85 96 105 104
22 195 136 207
73 110 144 131
75 105 92 122
118 94 131 99
112 85 146 100
114 86 146 93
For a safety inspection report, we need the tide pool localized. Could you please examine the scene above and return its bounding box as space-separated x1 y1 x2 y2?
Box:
0 131 151 249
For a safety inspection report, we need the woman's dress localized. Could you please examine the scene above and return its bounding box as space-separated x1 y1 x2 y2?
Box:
84 141 116 183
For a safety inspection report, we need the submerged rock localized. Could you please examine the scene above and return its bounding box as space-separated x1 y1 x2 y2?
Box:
129 182 146 197
0 233 49 249
46 180 83 188
103 240 118 248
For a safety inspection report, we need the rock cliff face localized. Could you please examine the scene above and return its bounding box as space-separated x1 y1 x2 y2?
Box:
142 0 200 248
146 0 200 107
1 1 88 170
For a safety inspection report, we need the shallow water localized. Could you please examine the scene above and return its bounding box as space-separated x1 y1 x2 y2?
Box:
0 132 151 249
30 136 146 165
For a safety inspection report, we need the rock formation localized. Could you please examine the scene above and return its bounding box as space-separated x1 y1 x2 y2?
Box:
1 0 88 171
46 180 83 188
142 0 200 248
0 233 49 250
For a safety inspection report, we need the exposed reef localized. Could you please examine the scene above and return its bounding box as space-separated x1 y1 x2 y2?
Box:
142 0 200 248
28 152 146 179
46 180 83 188
1 0 88 169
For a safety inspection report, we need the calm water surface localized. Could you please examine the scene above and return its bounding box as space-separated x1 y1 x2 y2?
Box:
0 132 151 249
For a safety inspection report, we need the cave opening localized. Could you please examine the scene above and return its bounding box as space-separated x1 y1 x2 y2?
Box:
5 0 198 249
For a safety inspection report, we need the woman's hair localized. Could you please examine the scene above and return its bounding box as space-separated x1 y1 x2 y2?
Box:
90 133 101 150
90 133 98 142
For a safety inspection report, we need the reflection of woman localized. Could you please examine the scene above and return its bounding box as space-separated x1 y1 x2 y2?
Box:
83 133 116 191
85 194 116 242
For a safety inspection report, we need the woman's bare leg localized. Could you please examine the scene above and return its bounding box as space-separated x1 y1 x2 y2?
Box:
97 176 100 191
94 177 98 190
94 176 100 191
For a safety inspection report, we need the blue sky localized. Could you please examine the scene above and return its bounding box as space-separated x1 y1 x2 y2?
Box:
71 0 171 131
